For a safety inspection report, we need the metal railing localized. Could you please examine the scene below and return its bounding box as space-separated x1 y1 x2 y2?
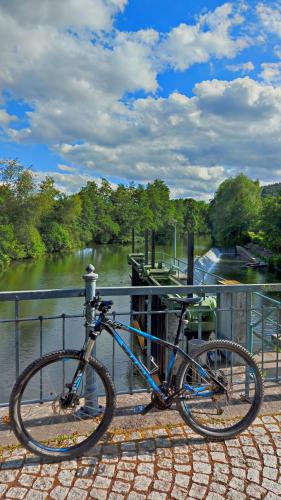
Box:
0 268 281 407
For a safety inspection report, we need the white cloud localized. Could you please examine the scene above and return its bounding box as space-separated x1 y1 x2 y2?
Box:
55 77 281 196
260 62 281 83
158 3 249 71
0 0 127 32
226 61 254 73
1 1 278 198
58 164 76 172
0 109 17 127
257 2 281 38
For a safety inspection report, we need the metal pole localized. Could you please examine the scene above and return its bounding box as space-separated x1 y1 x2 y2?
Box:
145 229 149 265
187 232 194 287
174 223 177 265
83 264 99 415
132 228 135 253
151 230 156 268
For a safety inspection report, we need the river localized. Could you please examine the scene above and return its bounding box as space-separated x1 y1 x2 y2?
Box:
0 235 280 404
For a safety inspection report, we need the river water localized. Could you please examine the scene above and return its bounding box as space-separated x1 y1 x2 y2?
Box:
0 236 280 404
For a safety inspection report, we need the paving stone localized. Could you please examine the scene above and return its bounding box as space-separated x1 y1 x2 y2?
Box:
67 487 89 500
192 451 209 462
206 494 225 500
0 469 18 482
0 484 8 496
228 476 245 492
157 469 172 482
264 454 277 468
170 485 188 499
262 478 281 496
93 475 111 489
137 463 154 475
227 489 246 499
25 490 48 500
264 493 281 500
174 472 190 488
5 486 28 499
148 492 167 500
232 467 246 479
211 452 226 462
117 470 134 481
89 488 108 499
112 480 131 493
21 463 41 475
243 446 259 459
41 463 59 476
153 479 171 492
174 464 191 473
247 467 260 483
74 477 93 489
209 482 226 495
60 460 77 469
192 472 209 485
263 466 278 480
158 458 173 468
33 476 55 491
127 492 146 500
108 493 125 500
97 463 116 477
134 475 152 491
188 483 207 499
193 461 211 474
58 469 75 486
246 483 267 499
75 465 95 477
117 461 136 471
50 486 70 499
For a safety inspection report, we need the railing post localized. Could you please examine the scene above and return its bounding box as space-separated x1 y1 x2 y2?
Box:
83 264 99 415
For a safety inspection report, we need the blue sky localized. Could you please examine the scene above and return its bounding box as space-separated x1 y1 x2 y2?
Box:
1 0 281 199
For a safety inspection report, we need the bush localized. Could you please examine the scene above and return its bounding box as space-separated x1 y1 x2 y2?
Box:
42 222 73 252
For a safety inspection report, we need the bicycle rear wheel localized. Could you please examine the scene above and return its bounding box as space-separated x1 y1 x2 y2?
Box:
176 340 263 440
10 350 115 459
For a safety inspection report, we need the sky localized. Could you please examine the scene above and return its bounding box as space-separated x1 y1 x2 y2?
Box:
1 0 281 200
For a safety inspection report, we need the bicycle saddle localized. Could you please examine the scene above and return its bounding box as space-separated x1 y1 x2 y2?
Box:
173 296 203 306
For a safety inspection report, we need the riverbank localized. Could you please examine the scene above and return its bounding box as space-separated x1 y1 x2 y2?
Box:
237 243 281 273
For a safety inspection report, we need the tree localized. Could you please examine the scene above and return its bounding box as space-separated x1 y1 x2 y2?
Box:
209 174 261 246
261 196 281 253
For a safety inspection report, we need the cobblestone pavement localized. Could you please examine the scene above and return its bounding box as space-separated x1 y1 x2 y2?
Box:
1 415 281 499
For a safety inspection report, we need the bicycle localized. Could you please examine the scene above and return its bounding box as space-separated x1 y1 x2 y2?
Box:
9 294 263 459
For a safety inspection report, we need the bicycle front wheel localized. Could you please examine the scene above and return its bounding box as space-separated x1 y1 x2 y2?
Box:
176 340 263 440
10 350 115 459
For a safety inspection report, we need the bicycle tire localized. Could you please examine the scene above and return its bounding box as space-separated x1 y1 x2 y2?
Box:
175 340 263 440
9 349 116 459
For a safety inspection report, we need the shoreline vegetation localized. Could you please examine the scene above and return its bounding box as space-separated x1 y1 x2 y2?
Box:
0 159 281 276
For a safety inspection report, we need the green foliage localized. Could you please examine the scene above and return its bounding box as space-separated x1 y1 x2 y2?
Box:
41 222 72 252
2 159 281 275
261 196 281 253
209 174 261 246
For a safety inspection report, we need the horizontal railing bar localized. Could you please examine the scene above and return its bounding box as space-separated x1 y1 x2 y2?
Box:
99 284 281 294
0 306 280 325
0 314 84 324
0 288 85 301
1 283 281 302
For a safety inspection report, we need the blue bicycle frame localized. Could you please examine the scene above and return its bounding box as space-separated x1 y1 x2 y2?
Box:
99 318 217 401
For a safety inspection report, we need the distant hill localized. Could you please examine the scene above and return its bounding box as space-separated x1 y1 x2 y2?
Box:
261 182 281 198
